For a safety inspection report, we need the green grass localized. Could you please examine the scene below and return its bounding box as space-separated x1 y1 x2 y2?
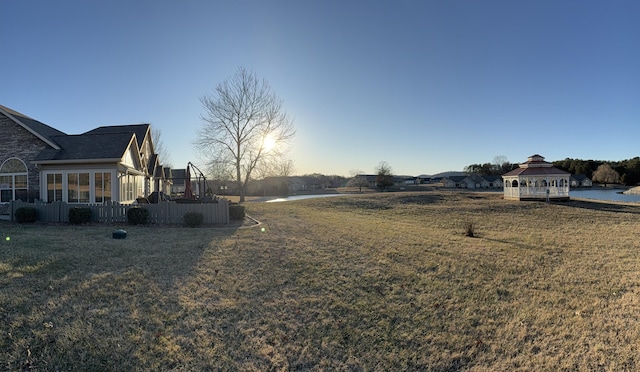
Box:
2 191 640 370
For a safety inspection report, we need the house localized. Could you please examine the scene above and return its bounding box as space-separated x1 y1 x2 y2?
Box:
0 104 167 208
442 176 468 188
483 175 504 188
170 168 187 196
570 174 593 188
502 154 571 201
464 174 491 189
398 176 418 185
441 174 502 189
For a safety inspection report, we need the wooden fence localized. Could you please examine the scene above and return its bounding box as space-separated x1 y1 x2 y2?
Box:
10 200 230 225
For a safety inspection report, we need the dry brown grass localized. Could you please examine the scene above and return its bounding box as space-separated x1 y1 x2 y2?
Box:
2 191 640 370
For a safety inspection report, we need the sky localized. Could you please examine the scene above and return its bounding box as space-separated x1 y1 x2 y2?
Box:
2 0 639 177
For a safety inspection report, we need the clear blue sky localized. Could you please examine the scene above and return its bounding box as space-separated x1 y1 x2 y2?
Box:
2 0 639 176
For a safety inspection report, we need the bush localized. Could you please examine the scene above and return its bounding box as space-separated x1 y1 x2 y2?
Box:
464 220 476 238
229 204 245 220
15 207 37 223
127 207 149 225
69 207 91 225
183 212 204 227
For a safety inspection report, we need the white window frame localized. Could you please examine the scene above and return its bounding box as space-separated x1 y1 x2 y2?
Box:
0 158 28 202
42 170 116 204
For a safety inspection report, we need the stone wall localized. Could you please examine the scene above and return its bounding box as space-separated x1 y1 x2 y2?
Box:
0 112 52 200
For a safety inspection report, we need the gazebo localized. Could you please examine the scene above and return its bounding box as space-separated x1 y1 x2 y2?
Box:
502 154 570 201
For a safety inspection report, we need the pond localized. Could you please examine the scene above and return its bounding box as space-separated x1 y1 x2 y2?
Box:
570 189 640 203
261 190 640 204
265 194 345 203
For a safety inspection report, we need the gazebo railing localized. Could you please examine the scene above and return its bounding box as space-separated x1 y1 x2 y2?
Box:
505 186 569 198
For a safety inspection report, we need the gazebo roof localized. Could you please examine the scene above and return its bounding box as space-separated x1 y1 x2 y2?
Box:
502 154 570 177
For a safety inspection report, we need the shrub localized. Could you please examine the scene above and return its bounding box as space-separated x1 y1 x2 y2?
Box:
69 207 91 225
127 207 149 225
183 212 204 227
15 207 37 223
464 220 476 238
229 204 245 220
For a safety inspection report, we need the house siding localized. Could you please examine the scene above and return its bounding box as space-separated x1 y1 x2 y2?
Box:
0 112 52 199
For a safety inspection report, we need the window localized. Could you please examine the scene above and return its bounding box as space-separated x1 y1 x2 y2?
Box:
0 158 28 202
121 173 140 201
67 173 90 203
95 172 112 203
47 173 63 202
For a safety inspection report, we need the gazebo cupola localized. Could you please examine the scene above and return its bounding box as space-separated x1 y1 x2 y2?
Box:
502 154 571 201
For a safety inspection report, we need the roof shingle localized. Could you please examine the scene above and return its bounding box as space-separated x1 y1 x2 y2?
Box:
35 133 134 161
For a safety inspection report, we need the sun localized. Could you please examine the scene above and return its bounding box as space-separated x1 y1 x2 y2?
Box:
263 133 277 152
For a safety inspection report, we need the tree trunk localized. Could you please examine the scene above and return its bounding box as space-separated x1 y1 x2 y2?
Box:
236 163 244 203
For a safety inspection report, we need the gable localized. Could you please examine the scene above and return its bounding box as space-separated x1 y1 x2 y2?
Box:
140 131 155 171
122 136 143 170
0 105 64 149
0 111 59 178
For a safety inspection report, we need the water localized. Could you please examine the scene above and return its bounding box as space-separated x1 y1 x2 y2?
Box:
263 190 640 204
265 194 344 203
570 189 640 203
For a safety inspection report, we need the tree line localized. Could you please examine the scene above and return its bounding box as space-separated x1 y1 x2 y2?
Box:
552 158 640 186
465 156 640 186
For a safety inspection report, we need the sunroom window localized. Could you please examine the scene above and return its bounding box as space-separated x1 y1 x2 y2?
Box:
67 173 90 203
47 173 63 202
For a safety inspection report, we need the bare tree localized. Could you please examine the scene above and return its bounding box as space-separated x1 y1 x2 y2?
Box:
195 68 296 202
206 158 235 195
152 127 172 167
375 161 394 189
257 157 296 179
275 158 296 178
592 163 620 187
492 155 508 173
347 169 369 192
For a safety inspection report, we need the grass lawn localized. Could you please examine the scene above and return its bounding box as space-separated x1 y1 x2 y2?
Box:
2 191 640 370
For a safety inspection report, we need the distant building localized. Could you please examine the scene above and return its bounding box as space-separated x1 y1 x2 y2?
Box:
440 174 503 189
570 174 593 188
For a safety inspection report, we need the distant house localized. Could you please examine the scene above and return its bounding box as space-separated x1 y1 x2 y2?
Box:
502 154 570 201
441 174 502 189
483 175 504 188
570 174 593 188
0 104 170 207
170 168 187 195
355 175 378 188
442 176 468 188
398 176 418 185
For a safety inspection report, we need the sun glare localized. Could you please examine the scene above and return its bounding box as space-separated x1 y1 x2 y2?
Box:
263 134 277 152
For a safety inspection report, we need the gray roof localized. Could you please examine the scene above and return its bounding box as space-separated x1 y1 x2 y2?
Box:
84 124 149 148
571 174 590 181
445 176 467 182
482 175 501 182
148 153 159 175
172 168 186 180
35 133 135 161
